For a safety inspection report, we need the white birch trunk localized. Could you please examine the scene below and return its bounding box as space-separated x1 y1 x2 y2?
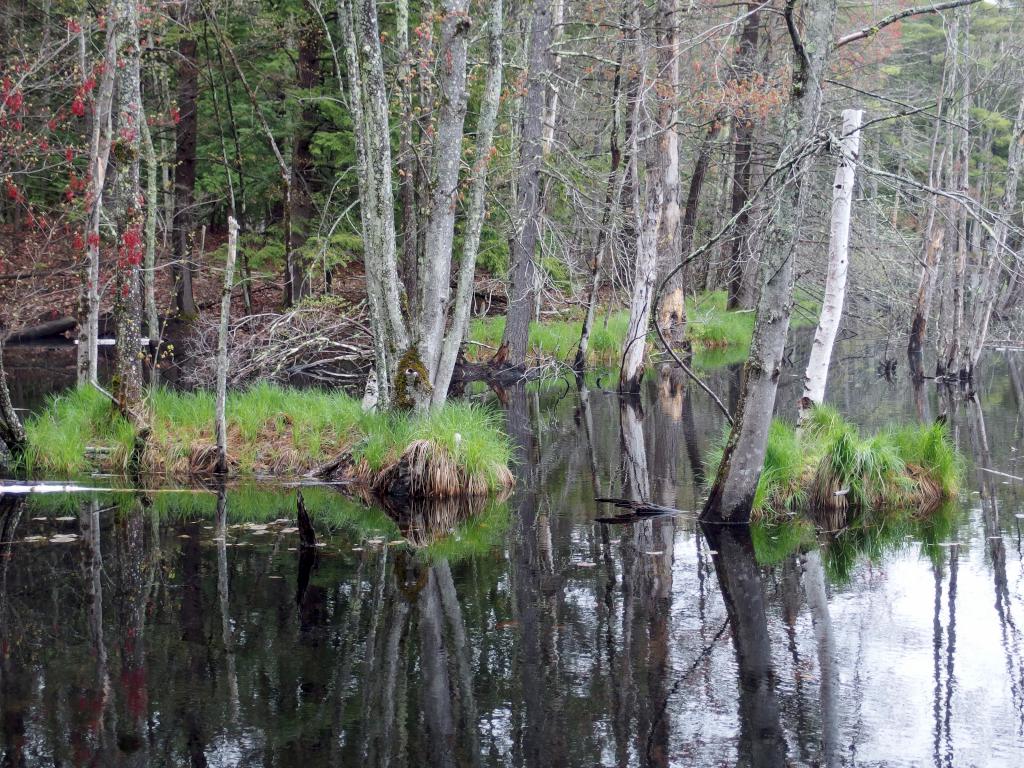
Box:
799 108 862 424
215 217 239 474
432 0 504 406
541 0 564 156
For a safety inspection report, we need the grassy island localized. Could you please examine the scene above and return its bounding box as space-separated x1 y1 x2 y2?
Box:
707 405 962 525
22 385 514 497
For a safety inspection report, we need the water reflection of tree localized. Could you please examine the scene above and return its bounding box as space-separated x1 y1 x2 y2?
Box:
965 394 1024 732
703 523 787 768
1 495 29 768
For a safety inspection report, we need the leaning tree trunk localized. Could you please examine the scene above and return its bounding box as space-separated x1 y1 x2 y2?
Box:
798 109 862 425
111 0 146 430
702 0 838 524
498 0 554 370
172 0 199 319
432 0 504 405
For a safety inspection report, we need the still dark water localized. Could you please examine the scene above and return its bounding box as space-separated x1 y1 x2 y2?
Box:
2 337 1024 767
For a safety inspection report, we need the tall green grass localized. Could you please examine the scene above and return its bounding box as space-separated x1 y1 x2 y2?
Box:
22 383 513 489
705 404 962 522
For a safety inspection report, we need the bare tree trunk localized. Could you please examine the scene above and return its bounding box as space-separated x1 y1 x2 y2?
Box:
77 15 117 385
798 109 862 424
940 9 971 376
140 98 160 387
703 0 838 523
396 0 418 311
338 0 409 407
416 0 472 404
432 0 504 405
575 36 624 371
968 88 1024 374
677 118 722 295
498 0 554 370
172 0 199 319
619 7 661 394
215 218 238 474
908 15 957 379
541 0 564 155
111 0 146 430
654 0 684 347
725 3 762 311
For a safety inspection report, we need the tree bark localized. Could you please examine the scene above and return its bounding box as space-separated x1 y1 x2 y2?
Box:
654 0 685 347
76 12 118 385
498 0 554 370
0 337 25 467
968 87 1024 374
702 0 839 523
575 36 624 371
725 3 762 311
416 0 472 403
432 0 504 405
338 0 409 407
140 97 160 387
111 0 146 430
172 0 199 319
396 0 418 312
215 217 238 474
798 108 862 424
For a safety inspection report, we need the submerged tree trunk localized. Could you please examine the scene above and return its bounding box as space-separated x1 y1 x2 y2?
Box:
172 0 199 319
798 109 862 424
702 0 838 523
498 0 554 370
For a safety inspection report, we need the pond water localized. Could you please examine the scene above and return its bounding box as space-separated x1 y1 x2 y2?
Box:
2 336 1024 767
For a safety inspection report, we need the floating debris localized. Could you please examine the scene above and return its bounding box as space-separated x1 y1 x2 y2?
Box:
576 561 597 568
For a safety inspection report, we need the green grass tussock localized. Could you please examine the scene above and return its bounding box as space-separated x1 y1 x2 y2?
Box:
705 404 962 524
23 384 514 496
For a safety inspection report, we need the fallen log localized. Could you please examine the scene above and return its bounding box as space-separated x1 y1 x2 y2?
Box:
5 317 76 343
